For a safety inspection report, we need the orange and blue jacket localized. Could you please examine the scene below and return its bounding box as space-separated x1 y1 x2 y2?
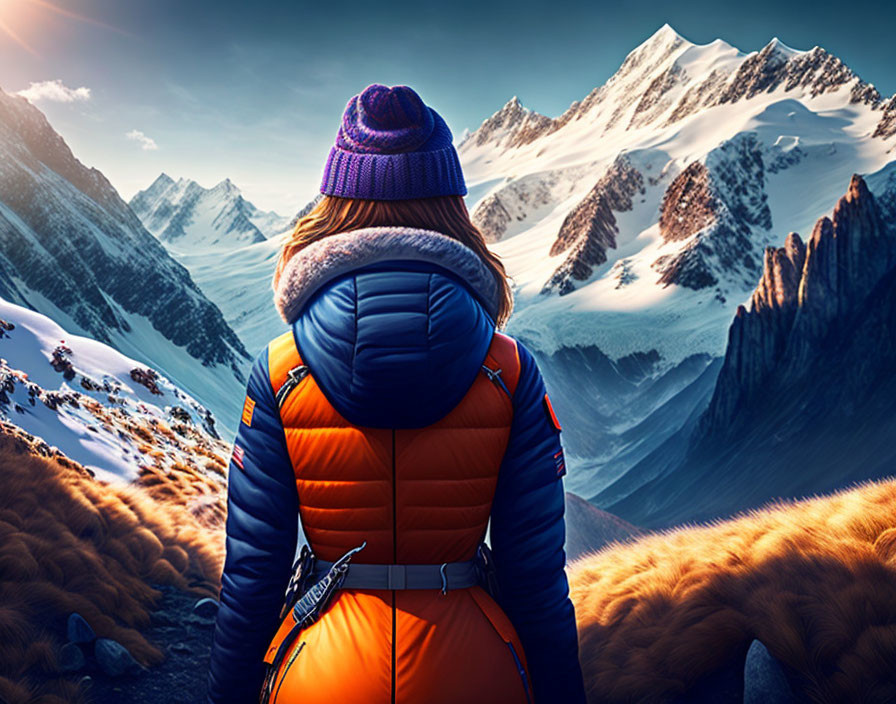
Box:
207 227 586 703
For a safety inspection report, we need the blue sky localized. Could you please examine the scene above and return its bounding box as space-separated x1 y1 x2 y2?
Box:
0 0 893 214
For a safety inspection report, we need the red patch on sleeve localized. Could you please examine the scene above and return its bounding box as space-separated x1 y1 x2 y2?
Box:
553 449 567 477
232 443 244 470
543 393 562 431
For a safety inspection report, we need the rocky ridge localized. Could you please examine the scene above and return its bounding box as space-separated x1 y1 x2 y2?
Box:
0 86 249 387
542 156 645 294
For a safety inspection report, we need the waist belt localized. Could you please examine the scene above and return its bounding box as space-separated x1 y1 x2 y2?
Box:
312 558 478 592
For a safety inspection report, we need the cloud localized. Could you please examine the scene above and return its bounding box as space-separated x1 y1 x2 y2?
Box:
126 130 159 151
17 79 91 103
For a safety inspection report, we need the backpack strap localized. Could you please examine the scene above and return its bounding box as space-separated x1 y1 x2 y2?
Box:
267 331 308 410
480 331 521 399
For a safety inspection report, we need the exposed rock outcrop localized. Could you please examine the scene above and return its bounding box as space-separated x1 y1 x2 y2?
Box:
719 42 850 104
873 96 896 140
658 162 715 243
701 233 805 430
654 134 771 291
705 175 895 434
542 157 644 294
471 173 558 243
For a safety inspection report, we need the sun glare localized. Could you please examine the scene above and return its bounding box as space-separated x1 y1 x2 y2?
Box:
0 0 125 55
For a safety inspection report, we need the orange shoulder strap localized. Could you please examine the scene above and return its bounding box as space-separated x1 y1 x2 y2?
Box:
267 331 303 397
483 331 521 397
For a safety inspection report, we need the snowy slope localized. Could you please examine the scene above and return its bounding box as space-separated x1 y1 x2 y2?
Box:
463 25 894 362
0 298 229 483
175 232 290 355
0 86 251 437
130 174 290 253
458 24 896 496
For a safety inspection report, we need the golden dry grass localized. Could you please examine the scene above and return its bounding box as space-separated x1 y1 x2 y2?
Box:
0 423 224 703
569 479 896 703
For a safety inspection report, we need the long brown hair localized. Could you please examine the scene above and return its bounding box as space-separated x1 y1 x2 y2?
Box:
274 195 514 327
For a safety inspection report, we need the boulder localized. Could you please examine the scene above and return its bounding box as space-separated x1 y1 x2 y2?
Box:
94 638 140 677
66 612 96 644
743 640 795 704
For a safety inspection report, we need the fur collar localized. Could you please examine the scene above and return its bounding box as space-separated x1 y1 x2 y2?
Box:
273 226 500 324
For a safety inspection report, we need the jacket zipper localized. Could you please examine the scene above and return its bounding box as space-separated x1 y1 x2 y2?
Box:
506 641 533 704
391 428 397 704
481 364 511 398
276 365 309 409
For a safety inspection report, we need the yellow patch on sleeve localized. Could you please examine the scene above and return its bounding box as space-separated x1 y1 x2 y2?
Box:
241 396 256 426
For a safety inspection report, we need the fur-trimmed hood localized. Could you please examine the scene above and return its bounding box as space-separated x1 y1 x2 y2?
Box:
273 226 500 324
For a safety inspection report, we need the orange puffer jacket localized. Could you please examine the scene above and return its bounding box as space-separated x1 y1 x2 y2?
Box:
207 227 586 704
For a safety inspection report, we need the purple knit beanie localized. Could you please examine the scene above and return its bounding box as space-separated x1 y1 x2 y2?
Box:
320 84 467 200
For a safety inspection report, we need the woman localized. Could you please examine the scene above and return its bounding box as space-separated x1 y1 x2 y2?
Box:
207 84 586 704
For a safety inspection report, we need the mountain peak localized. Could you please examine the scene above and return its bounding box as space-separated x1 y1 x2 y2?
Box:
130 174 288 251
464 94 553 150
760 36 801 60
650 23 686 44
212 177 238 194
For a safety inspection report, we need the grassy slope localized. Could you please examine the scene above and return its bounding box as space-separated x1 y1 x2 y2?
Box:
0 422 224 703
570 479 896 703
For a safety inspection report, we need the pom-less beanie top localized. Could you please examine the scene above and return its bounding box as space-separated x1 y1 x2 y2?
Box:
320 84 467 200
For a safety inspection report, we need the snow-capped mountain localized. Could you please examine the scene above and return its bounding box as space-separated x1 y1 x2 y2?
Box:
140 196 321 357
459 24 896 497
130 174 290 253
0 297 229 484
0 86 250 434
605 168 896 528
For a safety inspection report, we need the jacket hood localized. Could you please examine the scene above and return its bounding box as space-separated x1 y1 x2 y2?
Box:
272 227 501 428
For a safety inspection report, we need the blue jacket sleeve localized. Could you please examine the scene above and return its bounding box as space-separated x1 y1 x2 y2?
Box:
490 341 587 704
207 348 299 704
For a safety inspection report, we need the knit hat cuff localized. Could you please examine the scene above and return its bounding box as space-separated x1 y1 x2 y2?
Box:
320 144 467 200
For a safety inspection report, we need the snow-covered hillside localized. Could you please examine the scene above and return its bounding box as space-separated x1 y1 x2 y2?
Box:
175 232 290 354
459 24 896 496
0 298 228 484
0 86 250 436
130 174 290 253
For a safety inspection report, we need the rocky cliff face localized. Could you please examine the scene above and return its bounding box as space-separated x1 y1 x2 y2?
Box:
541 157 644 294
703 175 896 436
608 172 896 527
654 133 772 291
700 233 806 432
874 97 896 140
0 87 249 427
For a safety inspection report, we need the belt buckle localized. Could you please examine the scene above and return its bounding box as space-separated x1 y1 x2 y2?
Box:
386 564 406 589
